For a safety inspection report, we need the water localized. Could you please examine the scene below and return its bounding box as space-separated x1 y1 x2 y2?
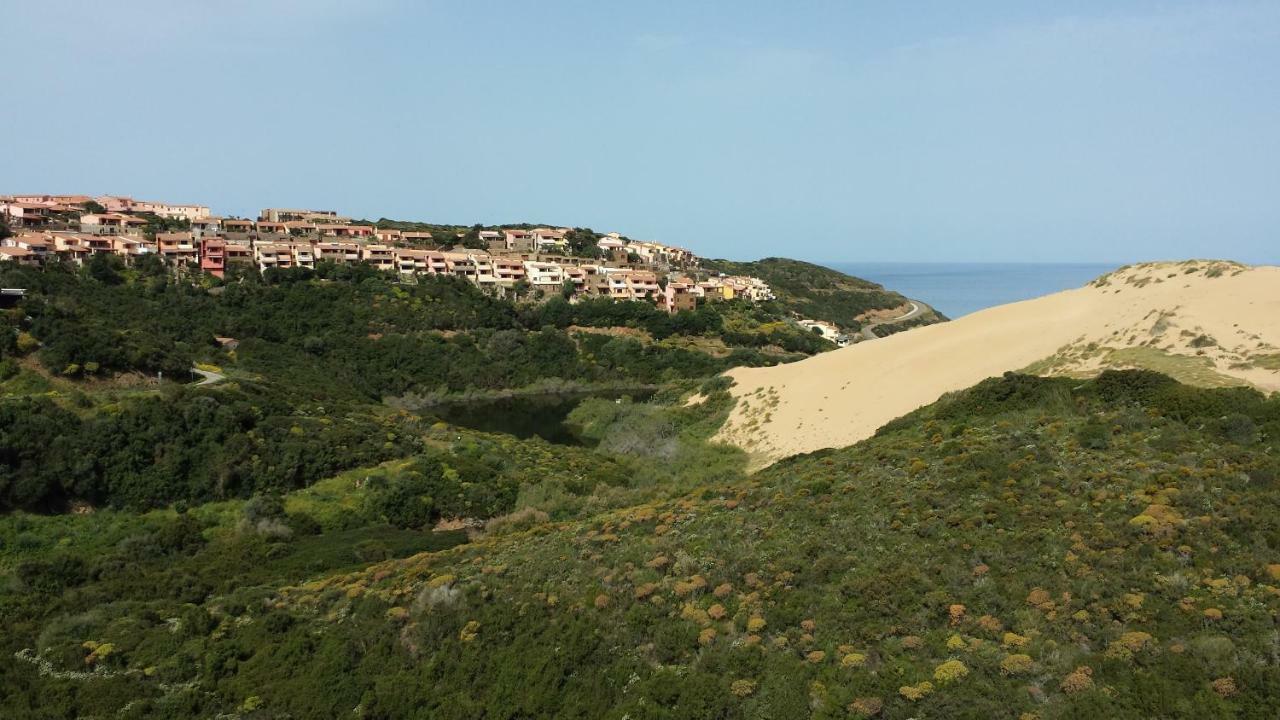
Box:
827 262 1116 318
424 389 655 444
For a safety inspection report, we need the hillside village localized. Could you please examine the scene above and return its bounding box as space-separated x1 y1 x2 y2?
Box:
0 194 775 315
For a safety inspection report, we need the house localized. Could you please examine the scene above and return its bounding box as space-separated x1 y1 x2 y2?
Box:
494 258 525 285
375 228 402 244
225 243 254 266
562 266 589 295
361 244 395 271
96 196 210 221
52 231 113 255
531 227 567 250
0 246 38 266
256 222 290 243
190 217 221 239
156 232 198 265
395 248 429 275
49 234 91 265
596 236 627 253
259 208 347 223
221 219 255 243
501 229 536 253
4 233 53 260
255 243 293 272
658 282 698 314
80 213 146 235
401 231 434 246
523 261 565 294
443 251 476 280
469 252 496 287
316 242 361 264
316 224 375 240
283 221 319 239
112 236 155 261
0 202 55 228
798 319 847 346
200 238 227 277
9 194 92 206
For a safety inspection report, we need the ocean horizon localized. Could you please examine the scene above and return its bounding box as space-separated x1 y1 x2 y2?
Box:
825 261 1118 319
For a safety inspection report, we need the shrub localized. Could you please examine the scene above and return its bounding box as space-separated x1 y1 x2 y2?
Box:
730 679 756 697
1060 666 1094 694
933 659 969 684
841 652 867 668
1000 654 1034 676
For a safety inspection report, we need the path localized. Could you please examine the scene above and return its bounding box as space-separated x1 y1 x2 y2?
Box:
860 301 927 341
192 368 226 386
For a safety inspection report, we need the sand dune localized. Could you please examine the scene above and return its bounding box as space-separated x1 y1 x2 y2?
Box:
717 261 1280 468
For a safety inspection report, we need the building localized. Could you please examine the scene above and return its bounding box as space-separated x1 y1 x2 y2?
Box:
522 261 565 294
155 232 198 265
96 196 210 221
0 246 38 266
200 238 227 277
658 282 698 314
259 208 347 223
190 217 222 239
1 202 56 228
316 242 361 264
501 229 535 253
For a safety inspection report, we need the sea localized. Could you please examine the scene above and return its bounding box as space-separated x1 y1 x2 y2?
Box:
826 262 1117 319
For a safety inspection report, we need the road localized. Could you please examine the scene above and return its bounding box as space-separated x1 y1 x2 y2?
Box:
192 368 226 386
860 301 926 341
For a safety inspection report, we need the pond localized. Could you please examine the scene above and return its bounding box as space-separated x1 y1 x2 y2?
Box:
423 389 656 444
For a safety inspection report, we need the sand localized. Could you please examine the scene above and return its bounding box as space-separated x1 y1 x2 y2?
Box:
717 261 1280 469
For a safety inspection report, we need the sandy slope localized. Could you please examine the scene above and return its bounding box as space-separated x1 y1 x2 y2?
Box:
718 261 1280 468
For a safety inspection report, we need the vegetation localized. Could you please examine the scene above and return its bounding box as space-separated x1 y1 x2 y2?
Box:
702 257 929 330
0 260 833 513
4 369 1280 717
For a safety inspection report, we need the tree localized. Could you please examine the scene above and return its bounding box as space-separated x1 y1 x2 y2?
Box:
86 253 124 285
561 279 577 299
0 217 11 241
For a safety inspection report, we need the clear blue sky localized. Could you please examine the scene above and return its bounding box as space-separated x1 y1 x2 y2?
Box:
5 1 1278 264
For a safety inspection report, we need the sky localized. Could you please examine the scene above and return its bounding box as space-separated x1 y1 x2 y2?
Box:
4 1 1278 264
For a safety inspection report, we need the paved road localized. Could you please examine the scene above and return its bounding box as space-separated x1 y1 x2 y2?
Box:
192 368 226 386
860 301 926 341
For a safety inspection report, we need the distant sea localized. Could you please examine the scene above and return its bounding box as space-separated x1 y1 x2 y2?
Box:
826 262 1117 319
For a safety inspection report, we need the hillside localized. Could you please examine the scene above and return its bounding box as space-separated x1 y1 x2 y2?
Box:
5 372 1278 717
701 257 943 332
718 261 1280 467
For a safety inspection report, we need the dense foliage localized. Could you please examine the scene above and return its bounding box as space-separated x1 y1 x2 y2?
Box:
702 257 923 329
4 371 1280 718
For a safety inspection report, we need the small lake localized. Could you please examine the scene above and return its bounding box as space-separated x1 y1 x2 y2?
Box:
424 389 656 444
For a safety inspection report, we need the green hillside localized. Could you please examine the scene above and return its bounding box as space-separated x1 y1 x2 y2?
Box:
701 257 943 330
5 370 1279 718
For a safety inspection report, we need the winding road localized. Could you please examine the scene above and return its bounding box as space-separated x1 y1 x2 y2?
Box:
860 301 926 341
192 368 226 386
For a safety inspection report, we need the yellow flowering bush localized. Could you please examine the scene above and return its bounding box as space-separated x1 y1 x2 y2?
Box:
1211 677 1238 698
730 679 757 697
848 696 883 716
933 659 969 684
1060 666 1094 694
1002 632 1029 648
746 615 767 633
999 654 1034 676
899 681 934 701
841 652 868 668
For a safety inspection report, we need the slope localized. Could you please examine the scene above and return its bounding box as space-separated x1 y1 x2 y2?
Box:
717 261 1280 467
